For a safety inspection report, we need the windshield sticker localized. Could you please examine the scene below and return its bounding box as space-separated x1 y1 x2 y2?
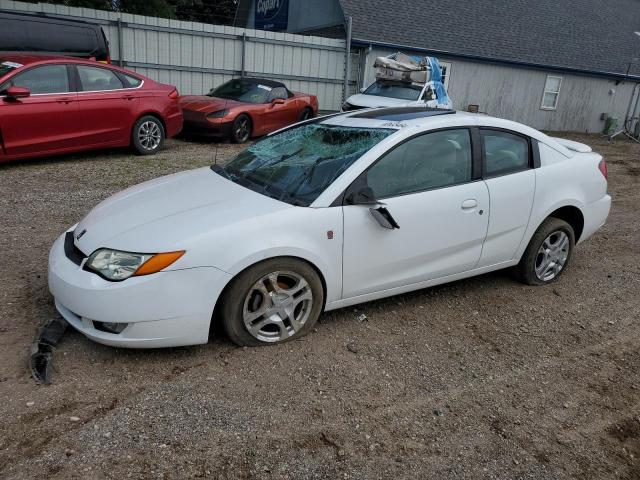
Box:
1 61 23 69
380 121 408 128
257 84 273 91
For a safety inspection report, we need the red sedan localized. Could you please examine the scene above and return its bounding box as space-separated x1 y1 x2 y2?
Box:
180 78 318 143
0 54 183 163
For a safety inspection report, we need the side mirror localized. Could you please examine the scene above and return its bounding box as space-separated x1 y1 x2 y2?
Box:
5 86 30 99
360 87 366 93
369 207 400 229
271 98 285 105
347 185 378 205
346 184 400 229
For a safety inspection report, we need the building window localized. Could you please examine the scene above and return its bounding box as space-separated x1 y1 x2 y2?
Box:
439 61 451 89
541 75 562 110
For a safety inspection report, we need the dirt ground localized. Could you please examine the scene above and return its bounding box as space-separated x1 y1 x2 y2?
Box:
0 134 639 480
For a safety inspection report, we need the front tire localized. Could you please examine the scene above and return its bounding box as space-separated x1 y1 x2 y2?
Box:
515 217 575 285
221 258 324 346
231 114 251 143
132 115 165 155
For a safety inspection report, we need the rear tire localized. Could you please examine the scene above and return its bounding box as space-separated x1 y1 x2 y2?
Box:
231 114 251 143
515 217 575 285
221 258 324 347
132 115 165 155
298 107 314 121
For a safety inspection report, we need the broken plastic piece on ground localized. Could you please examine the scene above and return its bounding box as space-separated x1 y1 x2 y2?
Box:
30 343 53 385
38 317 69 347
29 317 69 385
357 313 368 322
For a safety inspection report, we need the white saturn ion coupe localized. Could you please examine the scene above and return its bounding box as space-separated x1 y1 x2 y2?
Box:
49 107 611 348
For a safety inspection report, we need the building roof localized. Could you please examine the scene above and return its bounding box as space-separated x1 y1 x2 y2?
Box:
339 0 640 79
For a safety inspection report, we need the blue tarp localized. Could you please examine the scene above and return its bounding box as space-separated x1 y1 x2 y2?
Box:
386 53 451 106
426 57 451 106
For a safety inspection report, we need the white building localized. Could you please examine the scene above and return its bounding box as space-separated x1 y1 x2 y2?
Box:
236 0 640 133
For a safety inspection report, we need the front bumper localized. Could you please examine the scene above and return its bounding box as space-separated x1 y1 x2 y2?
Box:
181 110 234 138
48 232 232 348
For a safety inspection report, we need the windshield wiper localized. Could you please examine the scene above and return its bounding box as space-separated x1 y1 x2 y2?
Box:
210 164 231 180
211 165 266 195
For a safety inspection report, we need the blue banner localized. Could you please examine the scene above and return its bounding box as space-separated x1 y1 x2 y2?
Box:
255 0 289 31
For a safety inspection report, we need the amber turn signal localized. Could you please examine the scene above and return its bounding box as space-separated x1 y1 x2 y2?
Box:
134 251 185 276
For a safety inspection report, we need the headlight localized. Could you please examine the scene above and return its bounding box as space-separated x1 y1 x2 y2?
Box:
85 249 185 281
207 109 228 119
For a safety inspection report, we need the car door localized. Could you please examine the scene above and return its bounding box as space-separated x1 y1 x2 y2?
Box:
0 64 79 156
73 64 140 146
342 128 490 298
263 86 293 132
476 129 536 267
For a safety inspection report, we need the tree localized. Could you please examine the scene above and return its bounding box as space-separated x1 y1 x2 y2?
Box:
38 0 238 23
174 0 237 25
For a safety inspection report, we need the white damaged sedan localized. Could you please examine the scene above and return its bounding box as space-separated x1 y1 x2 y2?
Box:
48 107 611 348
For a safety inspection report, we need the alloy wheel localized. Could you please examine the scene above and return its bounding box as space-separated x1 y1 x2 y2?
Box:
138 121 161 151
242 271 313 343
535 230 570 281
235 117 250 142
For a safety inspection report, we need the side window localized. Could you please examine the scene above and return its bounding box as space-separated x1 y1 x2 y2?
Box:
270 87 288 101
482 130 530 176
77 65 123 91
3 65 69 94
541 75 562 110
367 129 473 199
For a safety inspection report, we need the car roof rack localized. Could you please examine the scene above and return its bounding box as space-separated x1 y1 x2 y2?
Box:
350 107 455 121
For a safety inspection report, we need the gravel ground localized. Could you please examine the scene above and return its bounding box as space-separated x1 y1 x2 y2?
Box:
0 135 639 480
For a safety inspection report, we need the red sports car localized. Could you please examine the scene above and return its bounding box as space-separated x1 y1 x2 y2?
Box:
179 78 318 143
0 54 183 163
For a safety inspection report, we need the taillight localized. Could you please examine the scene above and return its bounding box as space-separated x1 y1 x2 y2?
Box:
598 158 608 179
168 89 179 99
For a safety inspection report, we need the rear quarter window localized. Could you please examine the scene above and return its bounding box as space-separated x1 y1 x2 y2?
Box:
482 130 530 176
121 73 143 88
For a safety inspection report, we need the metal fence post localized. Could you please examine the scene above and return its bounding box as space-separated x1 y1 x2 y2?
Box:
343 15 352 103
117 17 124 67
241 32 246 79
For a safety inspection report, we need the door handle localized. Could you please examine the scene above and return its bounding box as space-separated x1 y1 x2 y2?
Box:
461 199 478 210
56 97 73 104
122 95 135 101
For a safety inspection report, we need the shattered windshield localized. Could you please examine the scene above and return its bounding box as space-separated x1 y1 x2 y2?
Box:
364 80 422 101
214 123 394 206
208 79 272 104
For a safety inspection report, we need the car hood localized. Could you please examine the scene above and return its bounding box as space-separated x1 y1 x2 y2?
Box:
74 167 292 254
346 94 417 108
179 95 245 112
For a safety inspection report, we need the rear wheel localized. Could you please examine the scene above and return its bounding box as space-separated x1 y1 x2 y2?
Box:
221 258 324 346
231 114 251 143
515 217 575 285
298 107 314 121
132 115 165 155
